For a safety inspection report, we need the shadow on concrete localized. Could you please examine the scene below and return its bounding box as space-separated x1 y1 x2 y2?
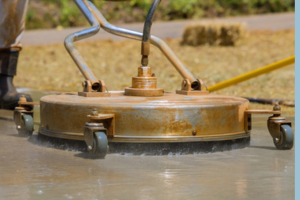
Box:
0 116 14 122
248 145 278 150
74 152 104 160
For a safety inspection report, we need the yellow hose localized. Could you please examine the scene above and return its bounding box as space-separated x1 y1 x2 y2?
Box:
207 56 295 92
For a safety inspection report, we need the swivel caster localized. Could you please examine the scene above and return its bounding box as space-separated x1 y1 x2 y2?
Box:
19 114 34 136
15 114 34 137
84 122 110 159
89 131 108 159
273 125 294 150
267 106 294 150
14 108 34 137
246 103 294 150
13 96 38 137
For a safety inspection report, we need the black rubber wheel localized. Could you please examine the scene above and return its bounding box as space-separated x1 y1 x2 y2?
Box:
273 125 294 150
90 131 108 159
18 114 34 137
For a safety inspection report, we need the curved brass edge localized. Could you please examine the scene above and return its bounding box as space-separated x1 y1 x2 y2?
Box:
39 127 250 143
39 127 84 141
111 132 250 143
124 87 164 97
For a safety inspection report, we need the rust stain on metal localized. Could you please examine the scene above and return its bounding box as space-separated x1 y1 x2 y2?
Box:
125 66 164 96
39 92 250 143
87 109 115 138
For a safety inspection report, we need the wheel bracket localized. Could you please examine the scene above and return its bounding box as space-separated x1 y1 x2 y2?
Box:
245 103 293 145
84 108 115 149
176 79 209 95
14 107 34 133
84 123 107 150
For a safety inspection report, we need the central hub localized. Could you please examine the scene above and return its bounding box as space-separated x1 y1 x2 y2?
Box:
132 66 156 89
124 66 164 96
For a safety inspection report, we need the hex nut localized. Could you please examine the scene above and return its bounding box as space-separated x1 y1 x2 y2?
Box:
91 108 98 116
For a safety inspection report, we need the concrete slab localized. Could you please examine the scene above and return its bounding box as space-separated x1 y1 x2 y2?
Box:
0 90 294 200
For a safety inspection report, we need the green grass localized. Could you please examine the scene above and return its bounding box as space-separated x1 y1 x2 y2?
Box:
26 0 295 30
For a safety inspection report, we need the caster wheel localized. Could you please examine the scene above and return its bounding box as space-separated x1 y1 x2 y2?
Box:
17 114 34 137
89 131 108 159
273 125 294 150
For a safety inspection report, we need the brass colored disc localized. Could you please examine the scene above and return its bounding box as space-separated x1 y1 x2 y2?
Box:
39 92 250 143
124 87 164 97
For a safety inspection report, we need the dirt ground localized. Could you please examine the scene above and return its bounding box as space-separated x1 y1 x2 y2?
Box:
16 29 295 113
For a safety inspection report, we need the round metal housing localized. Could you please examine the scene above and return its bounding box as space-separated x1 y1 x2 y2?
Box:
39 92 250 143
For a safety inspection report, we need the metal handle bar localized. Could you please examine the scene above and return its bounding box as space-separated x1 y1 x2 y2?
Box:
64 0 101 90
86 0 197 84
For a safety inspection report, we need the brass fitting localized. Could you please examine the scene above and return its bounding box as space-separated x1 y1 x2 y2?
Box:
124 66 164 97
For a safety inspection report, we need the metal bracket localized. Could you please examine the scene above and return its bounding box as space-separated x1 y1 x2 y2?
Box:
78 80 111 97
244 103 292 140
244 109 281 131
84 123 107 151
17 95 39 111
84 108 115 150
87 108 115 138
267 117 291 139
176 79 209 95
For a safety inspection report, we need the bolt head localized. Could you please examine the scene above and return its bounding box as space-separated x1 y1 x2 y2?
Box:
19 95 27 102
192 130 197 136
273 102 281 111
91 108 98 116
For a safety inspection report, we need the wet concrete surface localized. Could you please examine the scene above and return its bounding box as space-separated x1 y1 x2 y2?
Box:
0 89 294 200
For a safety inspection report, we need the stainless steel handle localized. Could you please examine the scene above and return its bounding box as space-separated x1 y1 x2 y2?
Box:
86 1 196 83
64 0 100 90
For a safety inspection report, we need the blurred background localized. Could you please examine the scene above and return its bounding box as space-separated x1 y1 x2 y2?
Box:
17 0 295 113
25 0 295 29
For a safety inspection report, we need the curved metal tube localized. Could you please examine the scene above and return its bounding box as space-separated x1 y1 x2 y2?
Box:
86 1 196 83
142 0 161 43
64 0 100 89
141 0 161 66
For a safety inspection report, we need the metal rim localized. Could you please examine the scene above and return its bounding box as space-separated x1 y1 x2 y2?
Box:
39 127 250 143
39 93 249 142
